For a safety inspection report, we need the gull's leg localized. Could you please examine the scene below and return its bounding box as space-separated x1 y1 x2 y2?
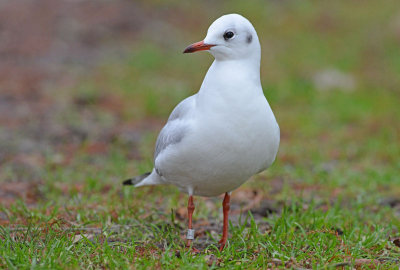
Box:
219 192 231 251
186 195 196 249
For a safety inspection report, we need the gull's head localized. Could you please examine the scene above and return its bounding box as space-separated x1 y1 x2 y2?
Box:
183 14 260 61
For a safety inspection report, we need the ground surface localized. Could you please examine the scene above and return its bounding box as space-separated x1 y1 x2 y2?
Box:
1 0 400 269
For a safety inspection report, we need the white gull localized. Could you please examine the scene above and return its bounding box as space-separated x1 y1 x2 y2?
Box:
123 13 280 251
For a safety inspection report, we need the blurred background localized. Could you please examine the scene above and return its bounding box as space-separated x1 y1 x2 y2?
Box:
0 0 399 214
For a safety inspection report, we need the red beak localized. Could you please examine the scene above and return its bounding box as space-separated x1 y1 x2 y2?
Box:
183 40 215 53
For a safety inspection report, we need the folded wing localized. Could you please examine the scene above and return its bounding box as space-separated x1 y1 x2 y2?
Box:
154 95 195 165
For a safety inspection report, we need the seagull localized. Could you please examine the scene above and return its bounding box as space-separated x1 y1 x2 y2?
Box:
123 14 280 251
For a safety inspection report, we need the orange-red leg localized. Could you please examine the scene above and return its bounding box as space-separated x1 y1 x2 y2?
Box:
219 192 231 251
186 195 195 248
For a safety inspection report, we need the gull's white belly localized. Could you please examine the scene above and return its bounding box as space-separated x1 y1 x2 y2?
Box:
155 102 280 197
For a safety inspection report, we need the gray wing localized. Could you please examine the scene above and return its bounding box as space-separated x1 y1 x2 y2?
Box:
154 95 195 162
166 94 195 122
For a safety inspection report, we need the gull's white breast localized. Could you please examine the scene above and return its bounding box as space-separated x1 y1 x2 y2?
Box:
155 63 280 196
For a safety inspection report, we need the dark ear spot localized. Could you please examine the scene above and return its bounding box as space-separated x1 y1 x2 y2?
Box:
247 34 252 44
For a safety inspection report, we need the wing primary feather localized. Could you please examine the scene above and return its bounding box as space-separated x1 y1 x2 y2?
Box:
122 172 151 186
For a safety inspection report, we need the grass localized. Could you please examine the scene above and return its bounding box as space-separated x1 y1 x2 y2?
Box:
1 0 400 269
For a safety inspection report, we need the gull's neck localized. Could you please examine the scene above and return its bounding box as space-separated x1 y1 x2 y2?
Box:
198 57 261 99
212 57 261 83
195 57 263 114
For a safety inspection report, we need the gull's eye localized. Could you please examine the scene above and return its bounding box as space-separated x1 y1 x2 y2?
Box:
223 31 234 40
